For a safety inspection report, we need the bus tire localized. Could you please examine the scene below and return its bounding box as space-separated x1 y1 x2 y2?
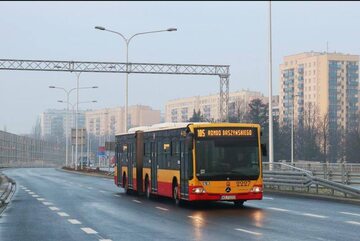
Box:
234 200 245 207
173 182 180 206
145 177 151 199
123 174 130 194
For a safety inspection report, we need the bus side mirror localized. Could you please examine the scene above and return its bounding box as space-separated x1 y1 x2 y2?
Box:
186 133 194 150
261 144 267 157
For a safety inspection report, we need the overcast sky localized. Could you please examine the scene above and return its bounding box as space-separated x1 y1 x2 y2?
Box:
1 1 360 134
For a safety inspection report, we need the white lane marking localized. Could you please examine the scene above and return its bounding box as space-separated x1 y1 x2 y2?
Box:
29 192 35 195
43 202 53 206
133 200 142 203
114 194 121 197
99 239 113 241
302 213 327 219
32 195 39 197
346 221 360 226
49 207 60 211
267 207 290 212
235 228 262 236
99 190 106 193
340 212 360 217
188 216 203 221
156 206 169 211
57 212 69 217
79 184 84 187
68 219 81 224
263 197 274 200
81 227 98 234
37 198 46 201
87 187 93 190
25 190 30 192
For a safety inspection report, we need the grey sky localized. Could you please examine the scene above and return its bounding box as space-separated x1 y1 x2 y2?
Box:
1 1 359 134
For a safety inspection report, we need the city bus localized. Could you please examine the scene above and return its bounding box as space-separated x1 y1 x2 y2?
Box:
114 122 266 206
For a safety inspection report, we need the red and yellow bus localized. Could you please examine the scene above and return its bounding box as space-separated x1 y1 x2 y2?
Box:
114 122 266 206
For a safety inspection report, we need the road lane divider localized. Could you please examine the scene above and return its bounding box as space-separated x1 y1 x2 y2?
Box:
156 207 169 211
57 212 70 217
81 227 98 234
302 213 327 219
267 207 290 212
132 200 142 204
340 211 360 217
43 202 54 206
235 228 262 236
68 219 82 224
263 197 274 200
49 207 60 211
345 221 360 226
37 198 46 201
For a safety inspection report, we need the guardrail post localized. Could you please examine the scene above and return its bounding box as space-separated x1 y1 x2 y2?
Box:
323 163 327 179
341 163 345 184
345 170 350 185
316 184 318 194
328 170 332 181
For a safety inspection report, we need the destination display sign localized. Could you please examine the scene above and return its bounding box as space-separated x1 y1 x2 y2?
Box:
195 127 257 139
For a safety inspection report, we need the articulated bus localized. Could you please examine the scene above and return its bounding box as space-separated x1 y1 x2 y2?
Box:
114 122 266 206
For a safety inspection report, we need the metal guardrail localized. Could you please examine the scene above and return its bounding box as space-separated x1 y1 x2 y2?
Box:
263 162 360 199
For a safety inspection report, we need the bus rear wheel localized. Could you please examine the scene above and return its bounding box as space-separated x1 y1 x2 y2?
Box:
123 174 130 194
145 179 151 199
173 184 180 206
234 200 245 207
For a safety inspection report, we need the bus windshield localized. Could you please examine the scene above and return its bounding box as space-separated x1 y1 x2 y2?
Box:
195 139 260 181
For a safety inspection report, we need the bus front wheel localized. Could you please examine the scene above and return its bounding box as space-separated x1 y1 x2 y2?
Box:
234 200 245 207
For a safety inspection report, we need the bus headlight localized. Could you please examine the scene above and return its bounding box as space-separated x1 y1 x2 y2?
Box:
251 186 263 193
192 187 206 194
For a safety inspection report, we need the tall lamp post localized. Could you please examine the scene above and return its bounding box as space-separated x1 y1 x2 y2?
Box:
58 100 97 168
94 26 177 133
268 1 274 169
49 85 98 167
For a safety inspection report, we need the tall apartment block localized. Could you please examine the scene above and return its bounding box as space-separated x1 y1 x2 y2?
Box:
279 52 359 132
85 105 161 136
40 109 86 140
165 90 267 122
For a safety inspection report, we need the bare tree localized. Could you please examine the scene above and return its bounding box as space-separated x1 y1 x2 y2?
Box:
318 112 329 163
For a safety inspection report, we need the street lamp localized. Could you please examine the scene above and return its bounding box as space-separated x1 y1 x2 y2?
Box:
268 1 274 169
58 100 97 169
94 26 177 132
49 85 98 168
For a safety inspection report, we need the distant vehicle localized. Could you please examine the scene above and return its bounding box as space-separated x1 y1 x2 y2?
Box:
114 122 266 207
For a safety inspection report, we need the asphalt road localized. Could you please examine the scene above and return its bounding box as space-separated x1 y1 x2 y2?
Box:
0 168 359 241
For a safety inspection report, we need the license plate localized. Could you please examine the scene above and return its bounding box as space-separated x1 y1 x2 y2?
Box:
221 195 236 200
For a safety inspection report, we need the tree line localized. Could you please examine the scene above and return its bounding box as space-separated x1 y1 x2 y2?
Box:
189 98 360 163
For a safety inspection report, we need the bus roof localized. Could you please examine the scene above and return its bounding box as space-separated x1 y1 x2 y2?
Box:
117 122 260 135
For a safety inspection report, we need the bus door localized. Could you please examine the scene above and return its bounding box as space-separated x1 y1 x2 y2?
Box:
127 143 134 189
150 141 158 192
180 141 189 199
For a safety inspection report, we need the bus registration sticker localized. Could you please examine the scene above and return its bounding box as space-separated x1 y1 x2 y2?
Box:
221 195 236 200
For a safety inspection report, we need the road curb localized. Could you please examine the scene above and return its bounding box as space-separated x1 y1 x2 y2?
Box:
0 175 16 209
264 188 360 205
57 168 113 179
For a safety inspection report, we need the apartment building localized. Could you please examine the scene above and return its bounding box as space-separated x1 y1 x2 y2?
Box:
40 109 86 140
85 105 161 136
279 52 359 132
165 90 267 122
